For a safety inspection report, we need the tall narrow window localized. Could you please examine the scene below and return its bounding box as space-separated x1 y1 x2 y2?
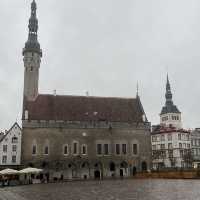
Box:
122 144 127 154
116 144 120 155
82 145 87 155
180 150 184 158
168 143 172 149
12 145 17 152
167 134 172 141
104 144 109 155
12 156 16 163
133 144 138 155
73 142 78 155
63 145 68 155
2 156 7 164
3 145 7 153
32 145 36 155
97 144 102 155
161 135 165 141
44 146 49 155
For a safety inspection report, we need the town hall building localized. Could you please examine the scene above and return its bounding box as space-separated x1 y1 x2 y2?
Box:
21 0 151 180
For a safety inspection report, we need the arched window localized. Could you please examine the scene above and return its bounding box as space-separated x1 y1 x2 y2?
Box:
141 161 147 171
82 144 87 155
63 145 68 155
72 141 79 155
44 140 50 155
133 144 138 155
44 146 49 155
32 139 37 155
32 145 37 155
122 144 127 154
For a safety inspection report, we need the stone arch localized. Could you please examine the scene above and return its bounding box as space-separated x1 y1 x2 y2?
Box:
68 162 78 178
110 162 116 171
141 161 147 171
120 161 128 168
81 162 90 179
94 161 103 179
81 161 90 169
132 166 137 176
94 161 103 169
120 161 128 177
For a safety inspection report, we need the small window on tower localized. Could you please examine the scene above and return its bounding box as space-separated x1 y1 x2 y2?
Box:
30 67 33 72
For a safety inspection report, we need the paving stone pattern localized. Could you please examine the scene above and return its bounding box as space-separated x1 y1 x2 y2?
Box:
0 179 200 200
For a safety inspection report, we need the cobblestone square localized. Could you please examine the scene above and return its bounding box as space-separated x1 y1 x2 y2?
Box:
0 179 200 200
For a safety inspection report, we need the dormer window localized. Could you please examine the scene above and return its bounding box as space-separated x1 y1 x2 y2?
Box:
162 116 168 121
172 116 179 120
12 137 18 144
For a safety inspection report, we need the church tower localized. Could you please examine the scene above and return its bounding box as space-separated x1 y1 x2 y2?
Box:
23 0 42 101
160 75 182 128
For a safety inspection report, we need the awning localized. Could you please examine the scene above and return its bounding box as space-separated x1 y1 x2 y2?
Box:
19 167 43 174
0 168 19 175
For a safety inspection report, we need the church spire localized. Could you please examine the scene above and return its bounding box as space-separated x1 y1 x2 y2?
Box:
160 74 180 116
23 0 42 56
165 74 173 106
160 74 182 128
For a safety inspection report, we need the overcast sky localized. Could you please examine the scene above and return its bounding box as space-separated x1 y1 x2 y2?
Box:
0 0 200 130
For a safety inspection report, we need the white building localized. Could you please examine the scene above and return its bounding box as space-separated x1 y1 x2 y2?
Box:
191 128 200 168
151 75 191 170
0 122 22 166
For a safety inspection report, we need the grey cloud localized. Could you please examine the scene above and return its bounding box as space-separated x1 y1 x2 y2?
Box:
0 0 200 129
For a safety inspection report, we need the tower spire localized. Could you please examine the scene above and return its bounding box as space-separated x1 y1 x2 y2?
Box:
165 74 173 106
160 74 182 128
23 0 42 56
22 0 42 101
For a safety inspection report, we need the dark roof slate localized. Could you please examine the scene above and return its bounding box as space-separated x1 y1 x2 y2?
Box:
160 104 181 115
23 94 146 123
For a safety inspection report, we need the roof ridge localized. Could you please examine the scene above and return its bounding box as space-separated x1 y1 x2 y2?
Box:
37 93 136 100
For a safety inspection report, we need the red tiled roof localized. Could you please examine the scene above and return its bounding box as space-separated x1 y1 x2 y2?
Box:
23 94 146 122
151 125 190 135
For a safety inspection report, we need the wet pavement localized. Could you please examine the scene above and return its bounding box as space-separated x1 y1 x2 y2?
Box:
0 179 200 200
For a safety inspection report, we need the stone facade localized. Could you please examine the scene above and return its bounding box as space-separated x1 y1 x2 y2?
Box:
21 1 151 180
22 121 151 179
